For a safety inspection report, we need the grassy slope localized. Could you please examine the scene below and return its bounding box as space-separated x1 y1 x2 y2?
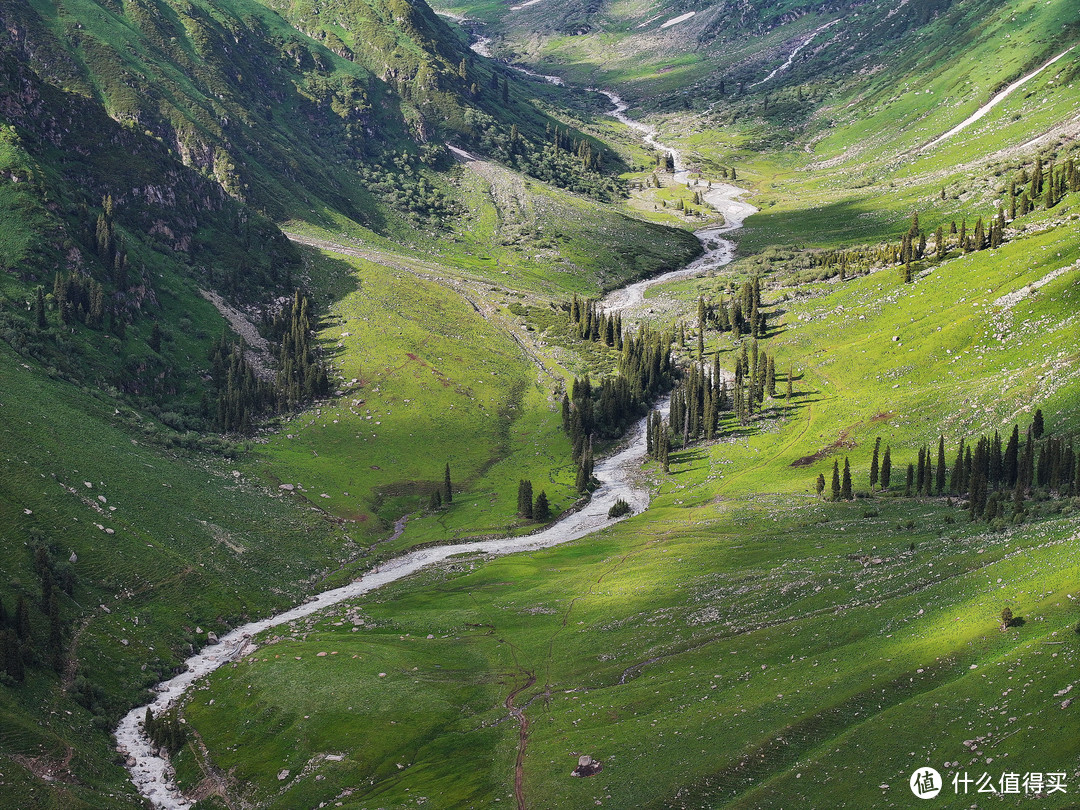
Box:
177 196 1080 805
0 341 359 808
5 1 1080 808
259 244 577 549
173 1 1080 804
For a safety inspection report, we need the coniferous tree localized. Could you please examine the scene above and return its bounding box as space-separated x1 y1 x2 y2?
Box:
831 460 841 501
841 458 853 500
815 473 825 498
534 491 550 521
881 446 892 490
950 438 966 494
517 479 533 519
444 463 453 503
905 463 914 496
989 431 1003 488
1032 408 1044 439
869 437 881 491
35 287 46 329
936 436 947 495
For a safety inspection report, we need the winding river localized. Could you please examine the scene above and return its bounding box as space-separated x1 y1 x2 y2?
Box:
593 86 757 311
113 76 756 810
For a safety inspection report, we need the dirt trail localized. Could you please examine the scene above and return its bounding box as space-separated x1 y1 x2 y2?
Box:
505 670 537 810
921 47 1076 151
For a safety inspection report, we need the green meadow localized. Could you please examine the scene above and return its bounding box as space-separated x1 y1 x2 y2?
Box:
3 0 1080 806
175 138 1080 809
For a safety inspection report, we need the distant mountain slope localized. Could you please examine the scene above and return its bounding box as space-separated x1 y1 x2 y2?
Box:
441 0 1079 157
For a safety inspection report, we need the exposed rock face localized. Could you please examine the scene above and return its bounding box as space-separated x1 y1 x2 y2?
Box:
571 754 603 777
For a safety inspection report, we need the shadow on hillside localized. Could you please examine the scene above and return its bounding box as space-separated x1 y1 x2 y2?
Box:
741 195 894 252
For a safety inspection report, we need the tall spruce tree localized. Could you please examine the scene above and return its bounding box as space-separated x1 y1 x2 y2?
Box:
936 436 947 494
517 479 533 518
869 437 881 491
534 491 550 521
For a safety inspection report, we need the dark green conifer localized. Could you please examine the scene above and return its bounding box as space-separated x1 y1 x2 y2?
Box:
534 491 550 521
936 436 947 494
518 479 533 518
869 438 881 491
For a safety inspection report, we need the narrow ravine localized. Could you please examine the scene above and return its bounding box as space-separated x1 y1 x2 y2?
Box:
114 78 753 810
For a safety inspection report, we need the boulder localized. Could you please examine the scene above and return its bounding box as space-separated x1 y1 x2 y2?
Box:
571 754 603 777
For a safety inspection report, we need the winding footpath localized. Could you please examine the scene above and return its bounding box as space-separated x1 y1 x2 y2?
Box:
114 84 753 810
921 46 1076 152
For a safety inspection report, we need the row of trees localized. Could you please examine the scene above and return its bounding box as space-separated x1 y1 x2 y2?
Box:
692 280 767 340
206 290 330 434
269 290 331 412
562 323 676 447
559 312 676 492
568 296 625 348
809 151 1078 284
1008 155 1078 214
818 410 1076 521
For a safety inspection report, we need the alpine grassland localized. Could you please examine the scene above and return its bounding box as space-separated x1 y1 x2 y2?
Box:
2 0 1080 806
172 151 1080 803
